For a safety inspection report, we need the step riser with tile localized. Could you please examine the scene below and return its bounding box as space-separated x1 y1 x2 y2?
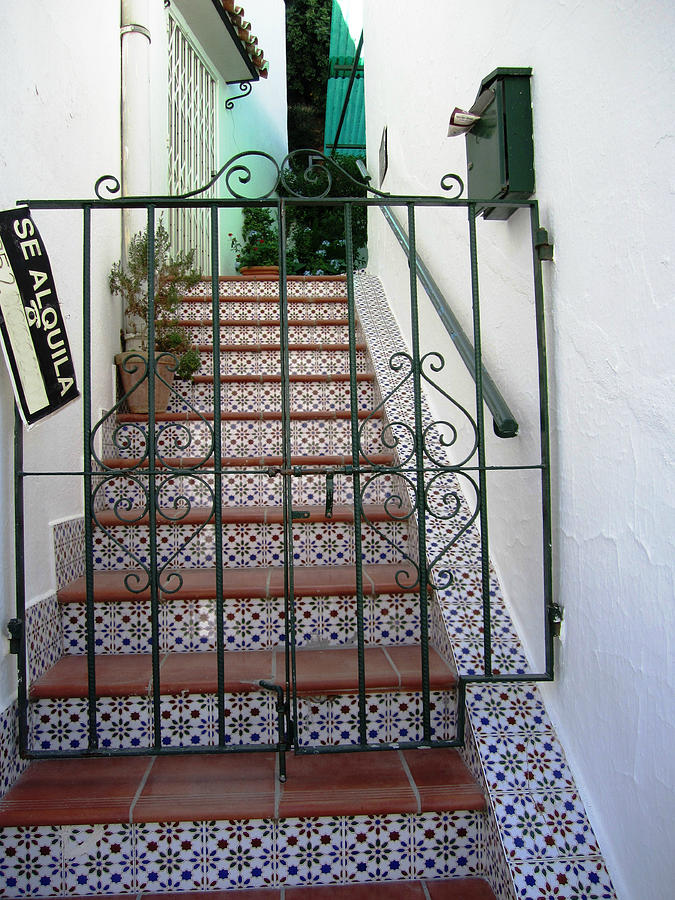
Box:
170 379 375 414
0 810 485 898
60 592 425 655
180 323 352 344
179 299 350 320
97 470 402 509
186 347 367 377
92 518 414 571
29 687 456 752
110 417 383 459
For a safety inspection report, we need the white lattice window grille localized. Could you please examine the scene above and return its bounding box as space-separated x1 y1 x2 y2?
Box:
168 14 217 274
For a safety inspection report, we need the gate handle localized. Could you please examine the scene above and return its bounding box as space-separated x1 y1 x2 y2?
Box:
325 471 334 519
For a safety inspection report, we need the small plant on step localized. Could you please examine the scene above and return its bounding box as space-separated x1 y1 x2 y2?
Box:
229 207 281 270
109 218 201 379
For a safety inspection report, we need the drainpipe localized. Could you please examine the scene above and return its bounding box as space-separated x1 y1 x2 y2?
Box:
120 0 152 348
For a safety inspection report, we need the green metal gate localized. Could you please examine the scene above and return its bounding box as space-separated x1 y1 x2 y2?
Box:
10 150 557 777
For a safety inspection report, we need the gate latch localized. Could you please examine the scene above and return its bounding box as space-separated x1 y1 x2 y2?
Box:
291 509 310 520
547 603 563 638
7 618 23 655
535 227 554 261
325 471 334 519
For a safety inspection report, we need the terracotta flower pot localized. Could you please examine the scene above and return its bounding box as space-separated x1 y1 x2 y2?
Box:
239 265 280 277
115 351 175 414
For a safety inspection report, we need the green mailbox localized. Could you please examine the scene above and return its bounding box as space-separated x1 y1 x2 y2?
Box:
466 67 534 220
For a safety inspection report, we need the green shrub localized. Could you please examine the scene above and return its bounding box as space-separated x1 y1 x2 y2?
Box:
109 219 201 380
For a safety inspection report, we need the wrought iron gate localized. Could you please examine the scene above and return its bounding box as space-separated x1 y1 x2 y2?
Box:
11 151 556 777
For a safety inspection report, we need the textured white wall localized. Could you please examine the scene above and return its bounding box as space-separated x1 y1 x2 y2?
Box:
0 1 123 708
216 0 289 270
363 2 675 899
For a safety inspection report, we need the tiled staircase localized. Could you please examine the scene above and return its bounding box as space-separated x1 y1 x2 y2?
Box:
0 276 496 897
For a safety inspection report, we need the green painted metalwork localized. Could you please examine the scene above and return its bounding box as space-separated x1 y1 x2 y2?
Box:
466 68 535 220
12 149 556 773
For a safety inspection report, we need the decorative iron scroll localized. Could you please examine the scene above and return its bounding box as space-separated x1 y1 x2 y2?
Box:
94 149 465 202
225 81 252 109
357 348 480 593
90 349 216 594
440 173 464 197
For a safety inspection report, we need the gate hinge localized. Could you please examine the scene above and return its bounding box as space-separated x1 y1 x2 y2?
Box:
535 227 554 261
547 603 563 638
7 618 23 655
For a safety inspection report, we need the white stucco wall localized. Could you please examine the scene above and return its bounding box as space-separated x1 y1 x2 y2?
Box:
363 2 674 899
217 0 288 271
0 2 123 710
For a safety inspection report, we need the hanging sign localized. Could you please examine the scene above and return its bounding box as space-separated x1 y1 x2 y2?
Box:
0 208 79 426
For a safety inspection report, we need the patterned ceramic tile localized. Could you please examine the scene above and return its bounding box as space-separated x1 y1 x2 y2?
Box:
492 791 601 862
98 696 153 750
276 817 342 886
466 682 550 738
482 809 518 900
136 821 206 892
203 819 277 890
342 814 415 883
413 811 482 879
0 825 62 897
29 697 89 751
61 823 135 895
0 703 29 800
510 855 617 899
25 595 63 685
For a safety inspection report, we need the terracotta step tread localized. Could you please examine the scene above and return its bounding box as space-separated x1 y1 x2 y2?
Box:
48 879 496 899
101 451 396 470
194 342 365 352
57 563 422 604
95 502 407 527
191 372 374 383
116 408 382 422
29 646 455 699
0 748 484 826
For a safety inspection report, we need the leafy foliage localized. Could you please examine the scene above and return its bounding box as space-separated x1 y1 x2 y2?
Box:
109 220 201 380
282 154 368 274
229 208 280 269
228 156 369 276
286 0 332 149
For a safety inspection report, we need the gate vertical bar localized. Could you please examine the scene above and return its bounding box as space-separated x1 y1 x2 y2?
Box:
278 199 294 766
530 202 555 677
13 405 28 754
344 202 367 744
145 205 162 746
211 205 226 743
82 203 98 748
406 203 431 741
467 203 492 677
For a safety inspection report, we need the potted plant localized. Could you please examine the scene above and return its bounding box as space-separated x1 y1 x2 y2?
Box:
109 219 201 413
229 207 281 276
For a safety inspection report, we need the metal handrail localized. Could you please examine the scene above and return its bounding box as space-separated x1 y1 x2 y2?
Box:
356 160 518 438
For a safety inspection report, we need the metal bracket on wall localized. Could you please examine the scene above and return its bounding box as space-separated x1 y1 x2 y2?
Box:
548 603 564 638
7 618 23 655
225 81 253 109
535 227 554 261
